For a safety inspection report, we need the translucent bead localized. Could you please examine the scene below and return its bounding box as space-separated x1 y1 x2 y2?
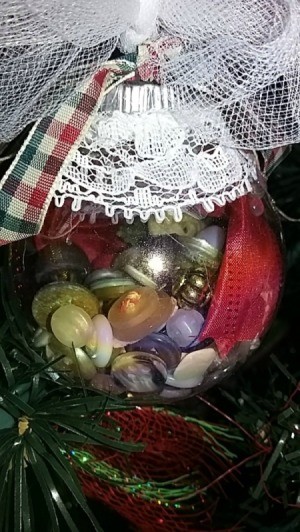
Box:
127 333 181 370
166 309 205 348
249 195 265 216
111 351 167 393
86 314 113 368
173 347 218 381
51 304 93 348
46 339 96 380
197 225 225 252
74 348 97 380
32 328 52 348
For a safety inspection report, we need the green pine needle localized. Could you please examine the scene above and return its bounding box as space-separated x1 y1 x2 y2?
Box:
0 262 143 531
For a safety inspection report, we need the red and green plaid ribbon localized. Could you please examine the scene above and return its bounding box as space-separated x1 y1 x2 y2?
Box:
0 60 135 246
0 57 292 246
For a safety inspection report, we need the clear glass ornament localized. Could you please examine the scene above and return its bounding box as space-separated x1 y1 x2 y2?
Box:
8 193 284 403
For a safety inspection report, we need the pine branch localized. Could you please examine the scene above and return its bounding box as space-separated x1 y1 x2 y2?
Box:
0 262 143 531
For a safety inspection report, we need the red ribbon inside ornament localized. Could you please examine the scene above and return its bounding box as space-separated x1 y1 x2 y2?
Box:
200 195 283 357
34 200 127 268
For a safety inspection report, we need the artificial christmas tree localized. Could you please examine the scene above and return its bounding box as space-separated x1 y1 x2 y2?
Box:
0 2 300 531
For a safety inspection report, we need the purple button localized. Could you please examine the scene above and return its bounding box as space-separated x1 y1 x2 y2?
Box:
166 309 205 348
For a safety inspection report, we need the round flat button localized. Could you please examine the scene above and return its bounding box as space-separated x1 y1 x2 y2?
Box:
51 304 93 348
108 287 176 343
32 282 100 328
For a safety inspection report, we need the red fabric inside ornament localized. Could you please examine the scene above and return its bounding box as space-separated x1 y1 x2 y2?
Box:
200 195 283 356
76 408 234 532
34 200 127 268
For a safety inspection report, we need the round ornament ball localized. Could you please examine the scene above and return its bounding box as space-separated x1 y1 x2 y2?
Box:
9 194 284 403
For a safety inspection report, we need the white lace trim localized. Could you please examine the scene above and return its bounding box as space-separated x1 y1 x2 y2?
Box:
55 83 258 220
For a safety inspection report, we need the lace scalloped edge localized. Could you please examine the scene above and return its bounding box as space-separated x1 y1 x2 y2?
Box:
53 167 256 223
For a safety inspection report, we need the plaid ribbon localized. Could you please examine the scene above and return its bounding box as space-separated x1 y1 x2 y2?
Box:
0 55 292 246
0 61 135 246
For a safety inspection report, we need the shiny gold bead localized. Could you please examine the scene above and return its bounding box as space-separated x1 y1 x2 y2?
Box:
176 294 193 309
180 285 199 305
188 274 206 290
172 266 213 309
